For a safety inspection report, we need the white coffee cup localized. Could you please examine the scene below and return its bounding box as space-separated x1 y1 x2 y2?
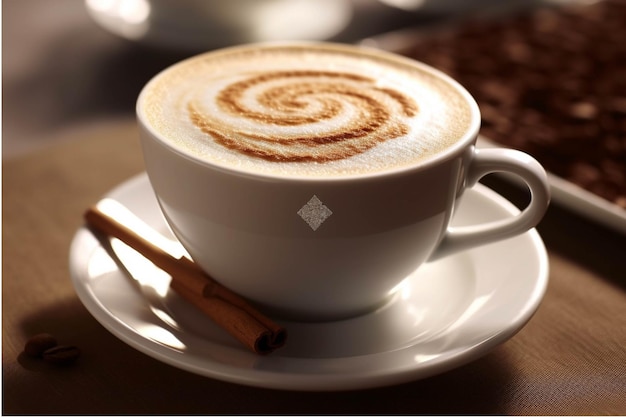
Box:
138 42 550 321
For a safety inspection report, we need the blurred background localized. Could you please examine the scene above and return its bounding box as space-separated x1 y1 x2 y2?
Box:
7 0 623 227
3 0 538 159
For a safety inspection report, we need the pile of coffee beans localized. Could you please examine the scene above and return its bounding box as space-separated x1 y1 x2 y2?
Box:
405 0 626 208
23 333 80 366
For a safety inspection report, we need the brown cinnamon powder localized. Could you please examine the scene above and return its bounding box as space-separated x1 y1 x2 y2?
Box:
188 70 417 163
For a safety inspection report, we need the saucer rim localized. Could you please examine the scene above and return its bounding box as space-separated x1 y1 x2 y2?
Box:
70 172 548 391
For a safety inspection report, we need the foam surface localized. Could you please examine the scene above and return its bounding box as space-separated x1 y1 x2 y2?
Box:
140 44 477 178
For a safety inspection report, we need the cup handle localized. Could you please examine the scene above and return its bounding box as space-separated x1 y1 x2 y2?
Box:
429 147 550 261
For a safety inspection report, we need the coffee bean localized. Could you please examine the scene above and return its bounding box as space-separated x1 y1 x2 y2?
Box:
42 345 81 365
24 333 58 358
569 102 598 120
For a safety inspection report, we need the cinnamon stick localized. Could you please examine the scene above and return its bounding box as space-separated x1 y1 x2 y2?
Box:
84 199 286 354
170 280 274 354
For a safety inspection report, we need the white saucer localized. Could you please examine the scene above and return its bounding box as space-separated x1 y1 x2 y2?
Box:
69 173 548 391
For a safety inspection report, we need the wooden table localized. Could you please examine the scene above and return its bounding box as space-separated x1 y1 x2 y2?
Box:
3 1 625 413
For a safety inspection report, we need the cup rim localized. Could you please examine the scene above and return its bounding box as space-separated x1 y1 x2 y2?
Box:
136 41 481 183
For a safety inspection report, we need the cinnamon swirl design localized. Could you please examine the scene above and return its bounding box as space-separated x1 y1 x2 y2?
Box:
187 70 418 163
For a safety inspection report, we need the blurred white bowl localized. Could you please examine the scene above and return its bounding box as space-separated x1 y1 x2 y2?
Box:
85 0 354 51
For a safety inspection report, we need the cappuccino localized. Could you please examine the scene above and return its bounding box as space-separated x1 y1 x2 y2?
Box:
139 43 478 177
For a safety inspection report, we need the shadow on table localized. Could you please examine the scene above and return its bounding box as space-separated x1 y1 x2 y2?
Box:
8 295 516 415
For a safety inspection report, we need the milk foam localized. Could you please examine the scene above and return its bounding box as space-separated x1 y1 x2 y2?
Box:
140 43 477 178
